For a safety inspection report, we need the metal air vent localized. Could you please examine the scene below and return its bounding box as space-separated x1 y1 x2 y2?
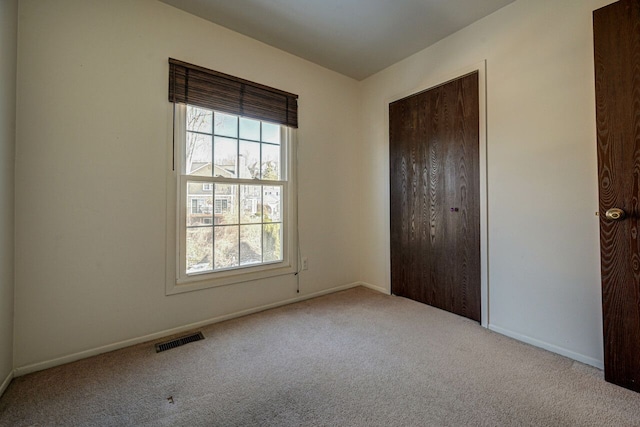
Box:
155 332 204 353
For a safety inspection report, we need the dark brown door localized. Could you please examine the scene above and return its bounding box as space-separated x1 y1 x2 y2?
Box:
389 72 480 322
594 0 640 393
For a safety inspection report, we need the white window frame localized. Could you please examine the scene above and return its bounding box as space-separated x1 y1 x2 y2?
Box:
165 104 298 295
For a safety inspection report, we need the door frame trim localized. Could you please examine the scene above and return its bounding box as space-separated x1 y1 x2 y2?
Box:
386 60 489 327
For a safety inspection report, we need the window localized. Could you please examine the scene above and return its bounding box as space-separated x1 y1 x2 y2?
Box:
190 198 209 215
214 199 226 214
166 59 298 293
173 105 296 289
183 105 290 273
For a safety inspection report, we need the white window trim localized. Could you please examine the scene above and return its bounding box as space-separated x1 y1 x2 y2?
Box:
165 104 298 295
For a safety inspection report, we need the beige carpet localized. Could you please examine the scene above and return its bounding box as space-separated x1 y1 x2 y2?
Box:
1 287 639 426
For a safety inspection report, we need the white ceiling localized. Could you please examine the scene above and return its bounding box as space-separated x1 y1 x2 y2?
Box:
159 0 516 80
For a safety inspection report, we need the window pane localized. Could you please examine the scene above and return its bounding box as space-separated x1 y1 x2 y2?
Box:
215 226 239 269
262 122 280 144
214 112 238 137
239 140 260 179
214 184 238 225
239 117 260 141
186 132 212 176
263 223 282 262
262 144 281 180
186 182 213 226
214 137 237 178
263 186 282 222
240 185 262 224
186 227 213 274
240 224 262 266
187 106 212 134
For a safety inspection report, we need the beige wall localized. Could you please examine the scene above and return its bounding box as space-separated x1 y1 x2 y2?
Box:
359 0 616 367
14 0 362 370
0 0 17 390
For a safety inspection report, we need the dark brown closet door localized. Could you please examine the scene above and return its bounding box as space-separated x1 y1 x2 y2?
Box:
389 72 480 322
594 0 640 392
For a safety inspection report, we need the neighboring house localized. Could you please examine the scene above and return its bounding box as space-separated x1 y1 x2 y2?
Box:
187 163 234 226
187 162 280 226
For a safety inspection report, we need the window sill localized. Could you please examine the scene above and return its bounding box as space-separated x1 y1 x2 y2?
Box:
166 262 296 295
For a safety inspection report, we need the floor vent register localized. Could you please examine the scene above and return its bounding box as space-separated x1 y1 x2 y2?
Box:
155 332 205 353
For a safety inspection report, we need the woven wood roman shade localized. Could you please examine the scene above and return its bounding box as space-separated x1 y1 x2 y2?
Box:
168 58 298 128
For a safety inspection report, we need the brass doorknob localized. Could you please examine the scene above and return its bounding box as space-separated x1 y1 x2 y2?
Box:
605 208 626 221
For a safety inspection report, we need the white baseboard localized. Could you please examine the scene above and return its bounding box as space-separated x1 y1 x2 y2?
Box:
358 281 390 295
489 324 604 370
0 369 13 398
14 281 365 377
